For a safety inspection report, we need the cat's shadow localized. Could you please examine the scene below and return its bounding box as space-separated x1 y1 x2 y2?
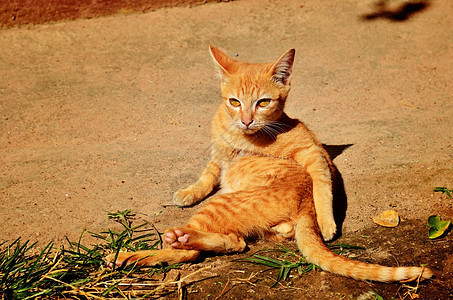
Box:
323 143 353 240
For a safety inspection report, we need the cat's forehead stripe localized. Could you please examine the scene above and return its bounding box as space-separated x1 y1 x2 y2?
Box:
235 84 266 100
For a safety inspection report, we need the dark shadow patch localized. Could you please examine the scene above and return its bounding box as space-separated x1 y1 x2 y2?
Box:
323 144 353 240
361 0 431 22
323 144 353 161
331 164 348 240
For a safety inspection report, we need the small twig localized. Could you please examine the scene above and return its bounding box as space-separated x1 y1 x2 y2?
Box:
231 272 259 286
34 256 65 285
274 280 304 291
117 282 171 287
178 280 184 300
142 266 212 297
162 203 179 207
45 276 105 299
390 254 400 266
166 112 183 126
400 100 418 109
397 269 425 300
215 279 230 300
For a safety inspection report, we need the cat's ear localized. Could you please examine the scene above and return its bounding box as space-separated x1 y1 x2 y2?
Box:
269 49 295 86
209 45 237 81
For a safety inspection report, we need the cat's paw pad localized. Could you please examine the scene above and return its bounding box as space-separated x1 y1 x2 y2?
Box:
318 218 337 242
173 189 196 206
164 228 191 249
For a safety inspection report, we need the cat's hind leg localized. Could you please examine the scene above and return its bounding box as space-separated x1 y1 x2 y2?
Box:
105 248 200 268
164 227 246 253
167 188 300 252
105 226 246 269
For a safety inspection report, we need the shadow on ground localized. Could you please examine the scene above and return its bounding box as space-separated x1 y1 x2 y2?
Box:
361 0 431 22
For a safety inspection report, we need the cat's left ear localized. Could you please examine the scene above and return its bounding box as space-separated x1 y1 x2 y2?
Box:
209 45 237 81
269 49 295 86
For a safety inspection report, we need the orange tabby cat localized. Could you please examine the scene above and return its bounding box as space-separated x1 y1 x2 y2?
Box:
105 46 433 282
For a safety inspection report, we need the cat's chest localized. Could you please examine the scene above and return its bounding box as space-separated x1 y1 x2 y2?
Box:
218 153 250 193
217 147 248 170
212 131 282 164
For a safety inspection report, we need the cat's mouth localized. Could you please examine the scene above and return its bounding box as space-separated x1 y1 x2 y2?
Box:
238 123 261 135
243 128 257 135
235 118 267 134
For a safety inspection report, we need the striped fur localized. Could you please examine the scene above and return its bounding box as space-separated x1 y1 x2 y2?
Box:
105 47 433 282
178 45 336 241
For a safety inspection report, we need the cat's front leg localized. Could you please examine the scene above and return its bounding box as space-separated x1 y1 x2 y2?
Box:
164 227 246 253
174 160 221 206
294 150 336 241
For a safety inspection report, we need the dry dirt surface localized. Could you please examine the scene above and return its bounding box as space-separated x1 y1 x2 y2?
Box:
0 0 452 298
0 0 224 28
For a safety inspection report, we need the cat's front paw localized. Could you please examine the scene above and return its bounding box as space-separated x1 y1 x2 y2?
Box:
173 189 197 206
318 218 337 242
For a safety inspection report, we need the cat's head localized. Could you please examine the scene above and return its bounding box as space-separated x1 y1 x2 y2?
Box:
209 45 295 135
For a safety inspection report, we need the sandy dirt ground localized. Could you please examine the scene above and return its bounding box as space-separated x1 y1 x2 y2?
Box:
0 0 452 298
0 0 223 28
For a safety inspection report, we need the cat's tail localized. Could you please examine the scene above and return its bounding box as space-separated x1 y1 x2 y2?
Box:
105 249 200 268
295 200 433 282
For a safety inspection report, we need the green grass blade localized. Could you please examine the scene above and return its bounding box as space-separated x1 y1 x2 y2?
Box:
21 288 54 300
130 232 156 243
433 187 453 198
276 243 292 253
1 240 35 286
23 241 54 285
282 266 292 280
69 242 91 254
100 281 121 297
89 231 108 241
76 229 86 254
243 257 282 268
275 267 285 285
248 255 286 268
0 210 167 298
130 221 150 231
240 243 364 288
328 244 366 250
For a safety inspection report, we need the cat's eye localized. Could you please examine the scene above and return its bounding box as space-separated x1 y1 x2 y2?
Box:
229 98 241 107
257 99 271 108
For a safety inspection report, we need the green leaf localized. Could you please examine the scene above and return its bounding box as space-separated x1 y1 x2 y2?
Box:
427 215 451 239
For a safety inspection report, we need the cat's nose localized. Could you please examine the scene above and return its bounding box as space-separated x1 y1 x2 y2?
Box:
241 119 254 128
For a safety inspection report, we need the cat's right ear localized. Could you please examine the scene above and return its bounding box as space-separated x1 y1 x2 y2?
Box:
209 45 236 82
269 49 295 86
